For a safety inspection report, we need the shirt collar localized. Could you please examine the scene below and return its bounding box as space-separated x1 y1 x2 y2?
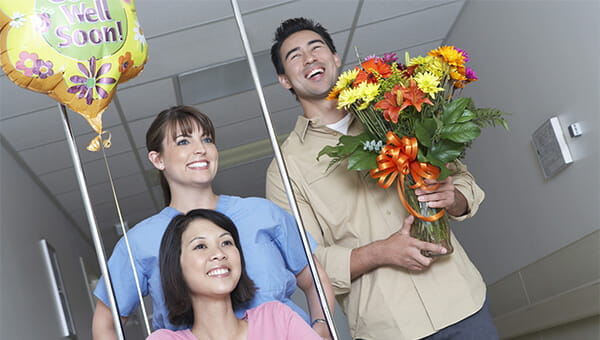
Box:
292 114 357 143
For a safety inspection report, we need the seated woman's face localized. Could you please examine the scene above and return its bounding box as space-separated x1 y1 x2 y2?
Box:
180 218 241 298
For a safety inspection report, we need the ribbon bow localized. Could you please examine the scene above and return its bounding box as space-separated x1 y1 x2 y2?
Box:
86 130 112 152
369 132 444 222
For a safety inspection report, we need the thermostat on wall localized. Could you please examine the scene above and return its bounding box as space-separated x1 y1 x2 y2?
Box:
531 116 573 179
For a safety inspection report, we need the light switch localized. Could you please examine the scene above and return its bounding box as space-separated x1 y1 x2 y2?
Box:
568 122 582 137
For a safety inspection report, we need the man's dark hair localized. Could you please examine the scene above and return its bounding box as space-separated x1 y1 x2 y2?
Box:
271 17 337 80
159 209 257 326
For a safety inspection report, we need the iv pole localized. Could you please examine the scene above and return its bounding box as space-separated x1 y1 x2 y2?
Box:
58 104 126 340
228 2 339 339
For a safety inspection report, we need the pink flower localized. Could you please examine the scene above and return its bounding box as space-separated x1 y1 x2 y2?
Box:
15 51 39 77
382 53 398 64
456 48 470 63
465 67 478 81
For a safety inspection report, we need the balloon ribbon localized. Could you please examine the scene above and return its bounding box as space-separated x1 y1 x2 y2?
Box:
87 130 112 152
369 132 444 222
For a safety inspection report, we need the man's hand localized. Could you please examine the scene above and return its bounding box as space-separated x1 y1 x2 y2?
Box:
414 176 468 217
351 215 447 279
379 215 447 271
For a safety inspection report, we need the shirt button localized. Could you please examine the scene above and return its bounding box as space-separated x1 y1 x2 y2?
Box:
386 210 391 215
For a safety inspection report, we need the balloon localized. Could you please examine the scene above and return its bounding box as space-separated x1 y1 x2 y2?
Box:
0 0 148 150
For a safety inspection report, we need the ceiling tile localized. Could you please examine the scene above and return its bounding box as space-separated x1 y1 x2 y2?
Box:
197 90 263 127
214 115 272 150
58 172 148 213
0 104 121 151
135 1 231 38
349 2 463 55
0 107 67 151
270 105 304 135
123 19 246 88
243 0 361 52
213 156 272 198
118 79 177 122
19 125 133 175
128 116 156 149
358 0 461 25
0 77 57 119
39 151 145 195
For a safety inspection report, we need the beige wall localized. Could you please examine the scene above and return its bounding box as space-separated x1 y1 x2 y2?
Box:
445 1 600 338
0 138 98 339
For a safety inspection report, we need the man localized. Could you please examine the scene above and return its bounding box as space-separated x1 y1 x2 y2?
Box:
265 17 498 339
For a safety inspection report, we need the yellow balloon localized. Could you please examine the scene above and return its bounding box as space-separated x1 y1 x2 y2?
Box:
0 0 148 148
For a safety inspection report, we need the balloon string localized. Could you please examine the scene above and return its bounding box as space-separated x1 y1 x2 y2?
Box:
100 139 152 336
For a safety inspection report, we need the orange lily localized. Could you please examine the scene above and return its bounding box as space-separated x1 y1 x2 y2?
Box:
374 84 403 123
353 58 392 86
397 79 433 112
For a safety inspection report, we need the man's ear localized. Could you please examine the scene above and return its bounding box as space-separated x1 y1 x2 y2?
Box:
148 151 164 170
333 53 342 68
278 74 292 90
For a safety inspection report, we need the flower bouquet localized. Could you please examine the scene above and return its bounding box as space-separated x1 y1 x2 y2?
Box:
319 46 509 256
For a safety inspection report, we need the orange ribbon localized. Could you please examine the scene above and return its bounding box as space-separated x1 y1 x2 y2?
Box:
369 132 445 222
86 130 112 152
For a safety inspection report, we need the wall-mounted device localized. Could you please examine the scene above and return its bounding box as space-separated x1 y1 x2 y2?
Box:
531 116 573 179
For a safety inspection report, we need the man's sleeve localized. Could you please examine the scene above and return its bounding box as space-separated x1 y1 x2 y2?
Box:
447 160 485 221
266 160 352 295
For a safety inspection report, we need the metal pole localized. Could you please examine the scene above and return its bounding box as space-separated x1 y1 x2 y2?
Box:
228 2 339 339
58 104 125 340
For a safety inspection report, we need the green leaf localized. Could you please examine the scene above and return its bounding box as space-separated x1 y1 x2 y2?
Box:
317 145 343 160
414 118 437 147
440 122 481 143
442 97 472 124
428 140 464 164
456 109 476 123
471 108 511 131
347 149 378 171
428 158 451 181
317 133 373 161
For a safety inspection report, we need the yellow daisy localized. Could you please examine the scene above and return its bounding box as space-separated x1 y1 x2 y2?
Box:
337 87 361 109
407 53 435 67
413 72 444 99
356 82 381 109
328 68 359 100
423 57 447 78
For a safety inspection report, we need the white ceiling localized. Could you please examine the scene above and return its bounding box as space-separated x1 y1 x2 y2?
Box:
0 0 465 247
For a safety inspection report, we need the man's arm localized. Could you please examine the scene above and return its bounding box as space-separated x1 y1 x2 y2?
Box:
266 161 448 287
92 300 128 340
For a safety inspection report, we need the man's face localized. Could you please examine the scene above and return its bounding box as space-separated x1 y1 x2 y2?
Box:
277 30 341 101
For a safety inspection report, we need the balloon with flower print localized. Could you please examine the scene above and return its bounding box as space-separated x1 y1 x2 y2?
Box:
0 0 148 150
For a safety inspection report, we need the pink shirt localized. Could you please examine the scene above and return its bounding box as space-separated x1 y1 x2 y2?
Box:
146 301 322 340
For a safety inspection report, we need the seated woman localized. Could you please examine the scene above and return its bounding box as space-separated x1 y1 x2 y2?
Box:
147 209 323 340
